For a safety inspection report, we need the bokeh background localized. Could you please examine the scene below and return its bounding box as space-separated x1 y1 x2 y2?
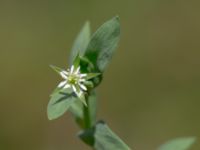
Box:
0 0 200 150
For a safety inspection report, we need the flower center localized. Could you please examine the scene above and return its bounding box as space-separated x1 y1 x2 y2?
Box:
68 74 79 84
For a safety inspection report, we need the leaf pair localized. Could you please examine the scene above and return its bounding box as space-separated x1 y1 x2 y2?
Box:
70 16 120 73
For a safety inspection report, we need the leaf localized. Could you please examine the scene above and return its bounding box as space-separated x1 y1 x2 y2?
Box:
86 73 101 80
47 88 77 120
78 127 95 146
69 99 83 120
70 21 91 64
79 93 87 106
85 16 120 72
84 81 94 88
79 58 103 87
80 56 96 72
50 87 61 96
94 121 131 150
69 99 85 128
72 54 81 69
158 137 196 150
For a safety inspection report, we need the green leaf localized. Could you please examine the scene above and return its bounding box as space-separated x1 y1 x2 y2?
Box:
84 81 94 88
79 58 103 87
70 21 91 64
79 93 87 106
85 16 120 72
73 54 81 69
50 87 61 96
78 127 95 146
158 137 196 150
69 99 83 120
80 56 96 72
47 88 77 120
94 122 131 150
86 73 101 80
69 99 85 128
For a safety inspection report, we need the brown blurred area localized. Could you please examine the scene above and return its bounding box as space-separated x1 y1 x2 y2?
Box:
0 0 200 149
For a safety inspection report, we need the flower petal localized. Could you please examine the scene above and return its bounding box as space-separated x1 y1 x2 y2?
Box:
73 85 81 97
79 83 87 91
79 78 86 82
80 74 87 77
63 84 70 89
70 65 74 73
78 92 87 106
72 85 77 92
60 72 68 79
62 70 68 75
75 66 80 74
58 80 67 87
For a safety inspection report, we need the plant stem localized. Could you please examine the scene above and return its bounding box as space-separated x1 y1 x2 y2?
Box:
80 92 96 148
83 95 91 129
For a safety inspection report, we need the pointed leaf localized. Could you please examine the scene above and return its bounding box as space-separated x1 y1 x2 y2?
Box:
50 87 61 96
78 127 95 146
79 93 87 106
84 81 94 88
158 137 196 150
85 16 120 72
86 73 101 80
94 122 131 150
70 21 91 64
69 99 85 128
69 99 83 119
73 54 81 69
47 88 77 120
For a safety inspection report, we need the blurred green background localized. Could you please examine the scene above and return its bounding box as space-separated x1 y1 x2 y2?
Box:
0 0 200 150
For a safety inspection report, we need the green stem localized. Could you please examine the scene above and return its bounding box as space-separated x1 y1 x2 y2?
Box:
83 95 92 129
79 92 96 148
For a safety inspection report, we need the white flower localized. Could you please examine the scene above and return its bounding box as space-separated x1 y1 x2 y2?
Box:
51 61 100 105
58 65 87 99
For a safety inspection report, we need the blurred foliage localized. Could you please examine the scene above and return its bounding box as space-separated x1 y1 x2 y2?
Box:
0 0 200 150
158 137 196 150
